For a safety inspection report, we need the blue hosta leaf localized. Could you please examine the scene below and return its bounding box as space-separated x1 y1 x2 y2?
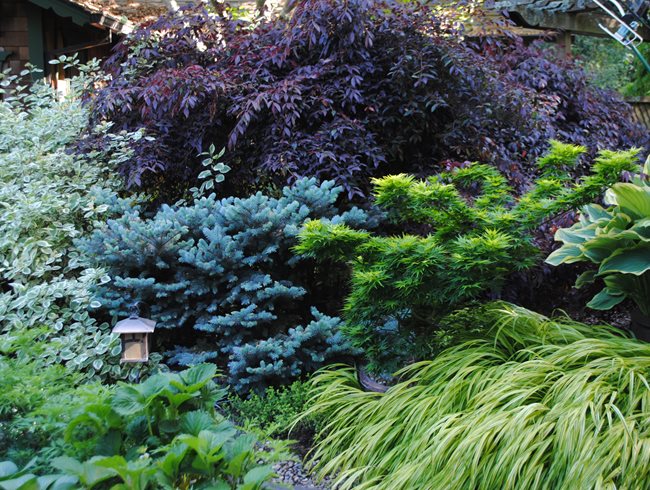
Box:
0 462 18 479
599 246 650 276
587 288 626 310
545 244 583 265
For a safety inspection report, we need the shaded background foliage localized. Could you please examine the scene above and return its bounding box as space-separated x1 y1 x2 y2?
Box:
87 0 649 201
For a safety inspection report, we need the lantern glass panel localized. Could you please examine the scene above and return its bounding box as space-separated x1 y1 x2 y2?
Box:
121 333 148 362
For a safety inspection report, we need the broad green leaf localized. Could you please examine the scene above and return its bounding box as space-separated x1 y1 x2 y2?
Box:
0 462 18 479
160 390 196 409
575 270 596 288
0 474 39 490
37 475 78 490
580 236 627 263
610 183 650 219
587 288 626 310
200 481 229 490
111 386 148 416
242 465 274 485
180 410 215 436
554 227 592 245
545 244 583 265
631 218 650 239
599 246 650 276
178 364 217 392
583 204 612 222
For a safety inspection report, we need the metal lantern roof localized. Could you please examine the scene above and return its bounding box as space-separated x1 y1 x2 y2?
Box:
112 315 156 334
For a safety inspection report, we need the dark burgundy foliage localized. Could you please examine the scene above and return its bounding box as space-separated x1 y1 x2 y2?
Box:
490 38 649 180
88 0 649 199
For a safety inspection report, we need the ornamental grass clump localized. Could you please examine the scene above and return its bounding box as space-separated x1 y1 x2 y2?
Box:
302 304 650 490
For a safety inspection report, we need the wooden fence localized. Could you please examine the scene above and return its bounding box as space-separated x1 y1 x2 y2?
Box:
626 97 650 129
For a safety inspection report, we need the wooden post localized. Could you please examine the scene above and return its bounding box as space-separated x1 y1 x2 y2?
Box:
560 31 572 58
25 2 44 79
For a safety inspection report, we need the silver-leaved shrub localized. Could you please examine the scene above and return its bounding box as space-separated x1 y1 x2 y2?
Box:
0 64 160 381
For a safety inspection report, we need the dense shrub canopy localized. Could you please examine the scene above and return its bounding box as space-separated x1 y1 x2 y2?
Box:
0 68 156 384
79 178 368 391
89 0 648 199
296 143 641 369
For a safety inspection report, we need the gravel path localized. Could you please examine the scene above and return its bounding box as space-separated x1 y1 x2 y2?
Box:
271 459 331 489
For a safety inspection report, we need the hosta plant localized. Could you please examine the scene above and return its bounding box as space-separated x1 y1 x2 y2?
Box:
546 158 650 315
296 142 641 368
301 303 650 490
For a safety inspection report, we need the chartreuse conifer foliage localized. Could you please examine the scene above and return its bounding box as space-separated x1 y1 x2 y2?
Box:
296 142 640 367
301 303 650 490
79 178 367 392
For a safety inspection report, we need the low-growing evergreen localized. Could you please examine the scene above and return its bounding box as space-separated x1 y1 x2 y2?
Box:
296 142 641 368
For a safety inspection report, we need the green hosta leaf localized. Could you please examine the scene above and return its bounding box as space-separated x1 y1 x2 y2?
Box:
631 218 650 239
598 246 650 276
610 183 650 219
604 212 633 232
554 227 594 245
545 244 583 266
580 236 627 263
575 270 596 288
583 204 612 221
587 288 626 310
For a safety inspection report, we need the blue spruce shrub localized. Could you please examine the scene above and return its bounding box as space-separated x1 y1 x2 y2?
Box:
79 178 365 392
229 308 358 393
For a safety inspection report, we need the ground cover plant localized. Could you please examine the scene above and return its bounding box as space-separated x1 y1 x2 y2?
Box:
226 379 317 438
0 365 280 490
79 178 369 392
302 303 650 490
547 157 650 315
87 0 647 200
296 142 641 369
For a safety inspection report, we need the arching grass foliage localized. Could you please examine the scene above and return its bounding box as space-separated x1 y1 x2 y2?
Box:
302 304 650 490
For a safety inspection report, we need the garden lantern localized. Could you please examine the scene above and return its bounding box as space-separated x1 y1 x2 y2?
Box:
112 305 156 363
